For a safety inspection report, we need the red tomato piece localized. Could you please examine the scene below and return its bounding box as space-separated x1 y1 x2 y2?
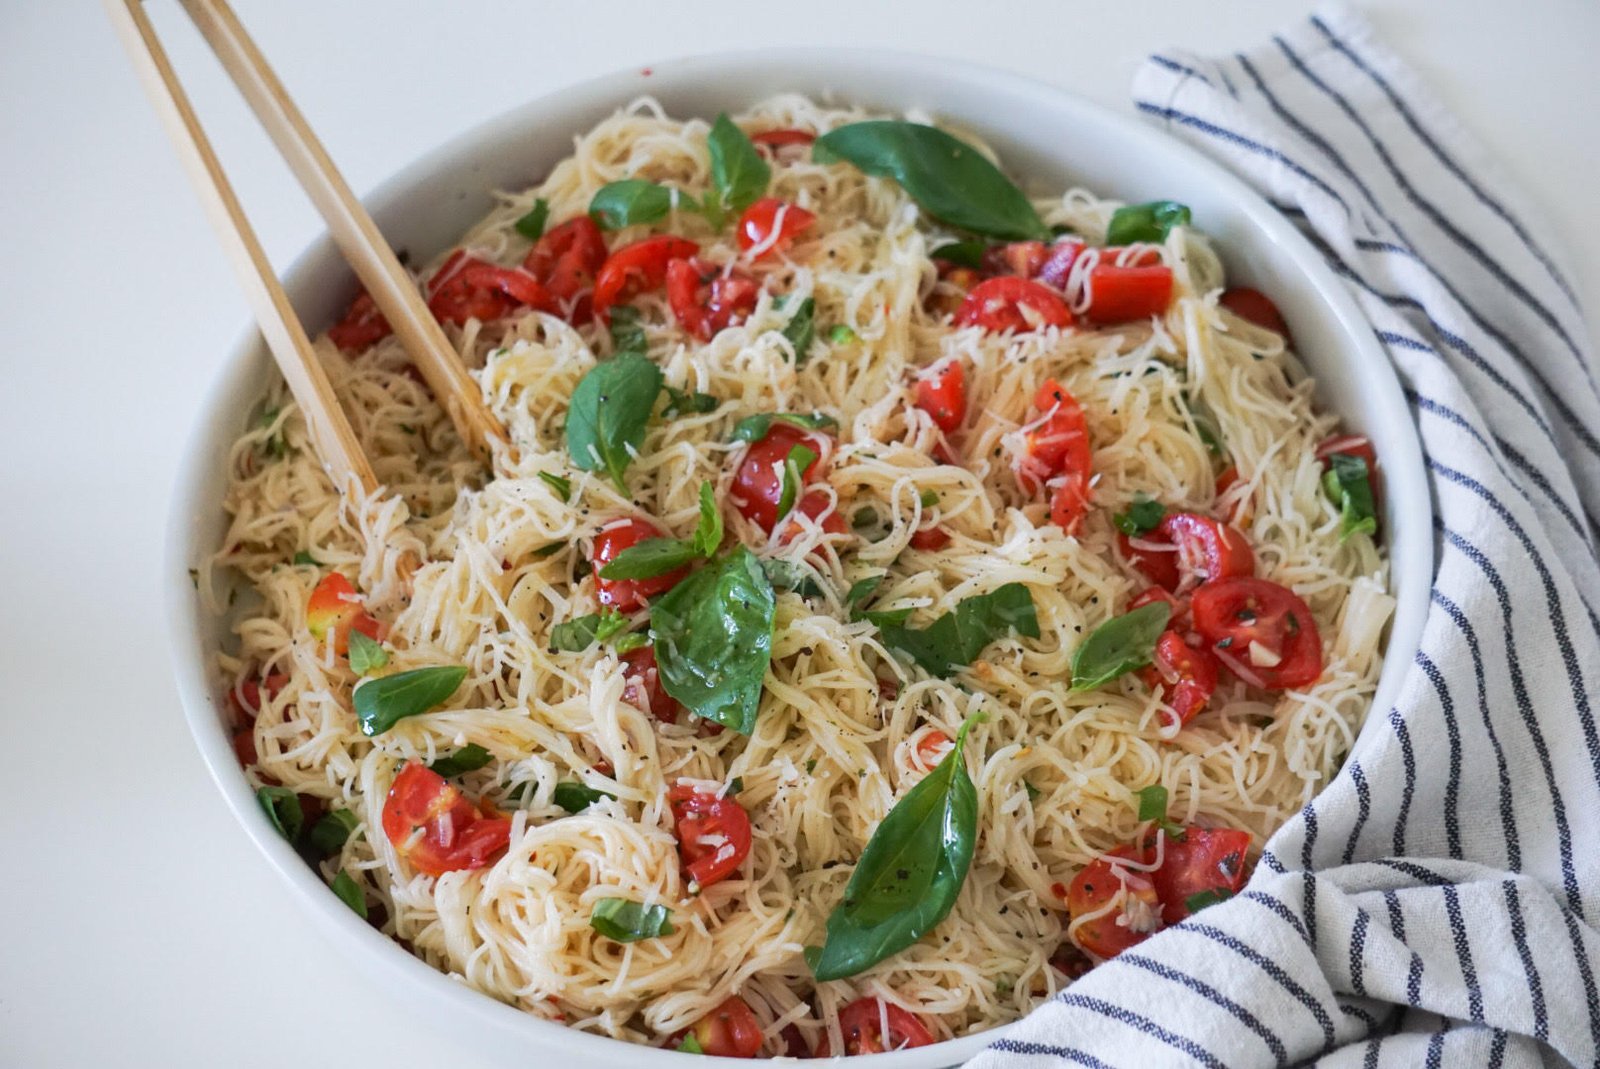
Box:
1317 434 1382 504
912 728 953 769
909 525 952 551
1121 512 1255 593
1018 380 1093 532
1219 286 1290 340
1137 630 1221 728
592 236 699 319
914 359 966 434
427 250 551 325
955 276 1074 333
668 784 753 890
731 421 833 533
737 197 816 259
380 763 511 877
1084 263 1173 323
306 573 383 656
1192 577 1324 690
591 518 689 613
777 1022 812 1058
328 290 391 351
1214 465 1253 526
777 487 846 548
689 995 765 1058
1129 586 1186 624
620 644 686 724
232 726 257 767
1036 239 1087 290
1151 826 1253 925
982 240 1049 278
666 257 761 340
226 671 288 724
1049 941 1095 982
1067 844 1162 959
817 998 935 1056
750 128 816 148
523 216 608 321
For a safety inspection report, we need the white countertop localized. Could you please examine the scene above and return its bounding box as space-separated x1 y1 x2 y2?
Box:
3 1 1596 1065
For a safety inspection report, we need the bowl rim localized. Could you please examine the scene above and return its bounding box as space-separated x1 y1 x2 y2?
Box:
166 44 1432 1068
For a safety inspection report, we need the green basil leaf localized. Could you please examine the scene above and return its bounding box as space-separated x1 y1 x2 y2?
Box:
677 1034 704 1054
309 808 359 856
762 558 824 598
1136 783 1185 838
780 296 816 365
1323 452 1378 541
874 583 1039 678
1023 780 1042 802
1106 200 1192 245
347 629 388 676
609 304 648 356
828 324 858 344
538 471 572 502
599 537 701 581
693 481 723 556
727 776 744 795
813 122 1048 241
806 713 984 980
707 113 770 215
590 898 675 942
514 198 550 241
531 541 565 559
353 666 468 736
292 550 318 566
429 743 493 778
589 179 673 230
331 869 367 919
650 547 775 734
864 606 915 628
550 609 630 653
930 240 987 268
553 780 615 813
919 489 940 508
256 786 303 843
1070 602 1172 691
729 411 838 443
663 385 719 417
845 573 884 616
612 632 648 653
1184 888 1234 914
1113 496 1166 537
566 354 663 492
775 443 817 523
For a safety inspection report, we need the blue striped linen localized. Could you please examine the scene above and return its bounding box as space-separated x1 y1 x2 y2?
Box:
969 6 1600 1067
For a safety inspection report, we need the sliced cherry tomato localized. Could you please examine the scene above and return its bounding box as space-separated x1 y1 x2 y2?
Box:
955 276 1074 333
592 235 699 319
737 197 815 259
1036 238 1086 289
688 995 765 1058
777 1022 812 1058
777 487 846 548
750 128 815 149
620 644 685 724
1049 941 1095 981
1151 826 1252 925
232 726 257 767
817 998 935 1056
982 240 1049 278
912 728 953 769
914 359 966 434
381 763 511 877
731 421 832 532
591 518 689 613
1214 465 1252 526
666 257 761 340
226 672 287 724
1067 844 1162 959
1120 512 1255 593
306 573 383 656
909 525 951 551
427 250 551 325
668 784 753 890
1137 630 1221 728
1084 263 1173 323
1192 577 1323 690
1129 586 1185 622
1017 380 1092 532
522 216 608 321
1317 434 1382 504
1219 286 1290 341
328 290 391 351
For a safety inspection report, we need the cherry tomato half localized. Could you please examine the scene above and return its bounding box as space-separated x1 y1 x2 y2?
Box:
1036 239 1087 290
1219 286 1290 340
982 240 1049 278
750 128 815 149
1137 630 1221 728
306 572 383 656
1317 434 1382 504
1191 577 1324 690
592 236 699 319
381 763 511 877
909 525 952 551
666 257 761 340
1151 826 1253 925
668 783 752 890
730 421 832 533
522 216 608 321
427 250 551 325
328 290 391 352
620 644 686 724
955 276 1074 333
817 998 935 1056
1017 380 1092 532
737 197 816 259
912 728 954 770
591 518 690 613
1120 512 1255 593
1067 844 1161 959
776 487 846 548
1214 465 1253 527
226 671 287 724
1084 263 1173 323
689 995 765 1058
914 359 967 434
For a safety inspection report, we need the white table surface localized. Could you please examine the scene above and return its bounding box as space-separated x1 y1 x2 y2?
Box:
3 1 1596 1065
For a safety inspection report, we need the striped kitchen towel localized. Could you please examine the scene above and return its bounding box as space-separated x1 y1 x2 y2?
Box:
970 6 1600 1068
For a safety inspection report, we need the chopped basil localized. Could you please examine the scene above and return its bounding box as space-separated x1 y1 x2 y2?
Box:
707 113 770 218
806 713 984 980
608 304 648 356
589 179 673 230
729 411 838 443
550 609 630 652
780 296 816 365
919 489 940 508
1070 601 1171 691
292 550 318 566
553 781 615 813
663 385 719 417
352 666 468 736
775 443 817 522
873 583 1039 678
1024 780 1042 802
590 898 675 942
650 547 775 734
256 786 303 843
612 632 648 654
565 354 663 492
691 481 723 556
677 1033 704 1054
309 808 359 856
930 240 987 268
1184 888 1234 913
1114 496 1166 537
331 869 367 919
845 573 885 616
828 324 858 344
1135 783 1185 838
1323 452 1378 541
531 541 565 559
1106 200 1192 245
599 483 721 580
429 743 493 778
761 558 824 598
346 629 388 676
727 777 744 795
813 122 1049 241
538 471 572 502
514 198 550 240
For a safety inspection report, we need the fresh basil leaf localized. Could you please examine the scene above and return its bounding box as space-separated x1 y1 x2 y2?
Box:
590 898 674 942
538 471 572 502
589 179 673 230
919 489 940 508
257 786 304 843
531 541 565 559
677 1034 704 1054
347 629 388 676
1185 888 1234 914
309 808 359 856
845 573 884 616
930 240 987 268
1135 783 1185 838
292 550 318 566
353 666 468 736
780 296 816 365
566 354 663 492
864 606 915 628
650 547 775 734
550 609 630 653
693 481 723 556
729 411 838 443
663 385 719 417
612 632 648 653
813 122 1048 241
707 113 770 215
1106 200 1192 245
874 583 1039 678
554 780 615 813
429 743 493 778
762 558 824 598
1114 496 1166 537
331 869 367 919
608 304 648 356
1070 602 1172 691
599 538 701 581
806 713 984 980
727 777 744 795
828 324 858 344
775 443 817 522
514 198 550 241
1323 452 1378 541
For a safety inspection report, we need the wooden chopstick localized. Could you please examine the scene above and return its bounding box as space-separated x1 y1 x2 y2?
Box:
106 0 379 496
177 0 510 468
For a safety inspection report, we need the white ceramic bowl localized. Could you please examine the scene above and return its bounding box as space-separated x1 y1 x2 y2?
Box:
167 48 1432 1069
